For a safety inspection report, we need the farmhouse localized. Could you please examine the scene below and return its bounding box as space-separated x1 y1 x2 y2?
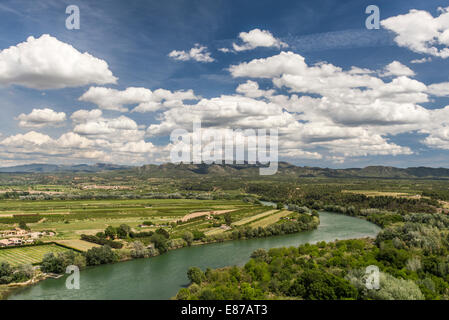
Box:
9 238 23 245
0 237 26 247
0 227 28 237
0 228 48 247
0 239 11 247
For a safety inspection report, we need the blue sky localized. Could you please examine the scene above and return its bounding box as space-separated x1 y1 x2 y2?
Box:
0 0 449 168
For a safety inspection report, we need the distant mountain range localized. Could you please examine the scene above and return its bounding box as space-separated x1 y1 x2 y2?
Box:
0 163 130 173
132 162 449 179
1 162 449 179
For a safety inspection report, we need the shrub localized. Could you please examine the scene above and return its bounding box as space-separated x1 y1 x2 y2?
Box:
85 246 118 266
182 231 194 246
41 251 86 274
130 241 149 259
156 228 170 239
192 230 206 241
80 234 123 249
150 233 169 253
187 267 205 284
288 269 358 300
367 273 424 300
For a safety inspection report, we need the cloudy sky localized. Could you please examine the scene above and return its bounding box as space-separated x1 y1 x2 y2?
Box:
0 0 449 168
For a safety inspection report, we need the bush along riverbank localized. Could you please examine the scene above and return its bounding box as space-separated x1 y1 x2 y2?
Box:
0 210 319 299
175 211 449 300
0 262 36 299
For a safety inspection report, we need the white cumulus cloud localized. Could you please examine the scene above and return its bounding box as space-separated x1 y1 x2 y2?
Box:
16 108 66 128
79 87 198 112
233 29 288 52
382 61 415 77
79 87 152 112
427 82 449 96
0 34 117 89
168 44 214 62
71 109 103 122
382 7 449 58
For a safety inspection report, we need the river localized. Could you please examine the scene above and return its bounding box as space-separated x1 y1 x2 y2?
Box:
9 211 380 300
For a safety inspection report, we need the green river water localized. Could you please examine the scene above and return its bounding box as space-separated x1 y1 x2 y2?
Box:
9 212 380 300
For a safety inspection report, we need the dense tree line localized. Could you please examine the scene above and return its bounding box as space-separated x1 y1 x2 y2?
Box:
200 214 319 245
80 234 123 249
243 183 440 216
40 246 118 273
41 251 86 273
176 210 449 300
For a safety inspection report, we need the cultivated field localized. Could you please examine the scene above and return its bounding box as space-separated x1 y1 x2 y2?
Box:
181 209 235 222
0 199 256 239
54 239 100 251
249 210 291 228
232 209 279 226
0 197 299 266
0 244 72 266
0 198 290 246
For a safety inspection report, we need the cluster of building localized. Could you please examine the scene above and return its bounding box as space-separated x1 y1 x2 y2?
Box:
0 237 32 247
0 228 55 247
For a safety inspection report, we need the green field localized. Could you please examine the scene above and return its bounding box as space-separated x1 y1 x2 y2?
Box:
0 244 71 266
249 210 291 228
232 209 278 226
0 198 283 242
0 198 260 238
0 198 297 267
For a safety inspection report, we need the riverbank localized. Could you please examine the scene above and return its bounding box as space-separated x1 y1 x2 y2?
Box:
2 214 319 300
0 270 53 299
174 209 449 300
8 212 380 300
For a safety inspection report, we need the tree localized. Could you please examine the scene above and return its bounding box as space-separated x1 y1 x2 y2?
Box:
182 231 194 246
0 261 13 284
187 267 205 284
104 226 117 239
376 245 409 269
192 230 206 241
150 233 169 253
13 264 34 283
40 251 86 274
116 224 131 239
224 213 233 226
240 282 264 299
156 228 170 239
41 253 65 274
250 249 270 263
366 273 424 300
176 288 190 300
199 289 217 300
85 246 118 266
288 269 358 300
18 221 29 230
130 241 148 258
96 232 106 239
